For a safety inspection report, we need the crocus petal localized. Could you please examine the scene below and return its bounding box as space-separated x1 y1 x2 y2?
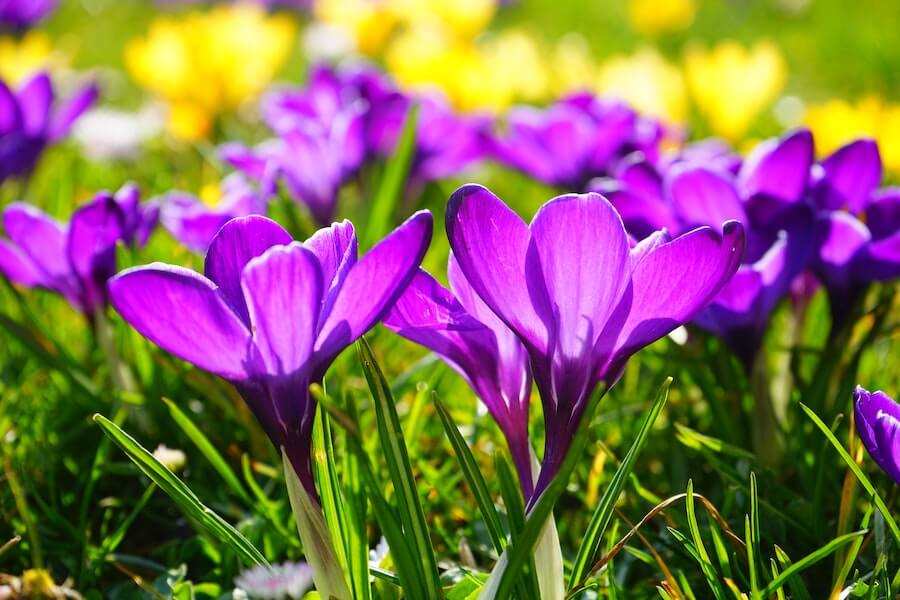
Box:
17 73 53 135
446 184 548 350
242 243 324 375
604 221 745 369
110 265 255 380
855 386 900 471
0 240 44 286
0 81 21 135
666 165 748 230
873 412 900 485
528 193 631 361
739 129 813 203
813 212 871 290
816 139 882 213
66 194 124 314
204 215 293 325
867 188 900 240
48 82 98 141
2 202 71 285
865 231 900 281
304 219 357 319
315 210 432 364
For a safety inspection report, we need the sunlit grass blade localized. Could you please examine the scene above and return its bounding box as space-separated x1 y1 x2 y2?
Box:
758 531 866 597
685 480 724 598
434 394 505 555
364 103 418 249
495 455 539 600
357 338 442 599
568 377 672 588
338 393 372 600
668 527 727 600
163 397 252 505
312 407 350 573
773 545 811 600
800 402 900 546
833 504 873 596
748 473 761 598
92 414 268 567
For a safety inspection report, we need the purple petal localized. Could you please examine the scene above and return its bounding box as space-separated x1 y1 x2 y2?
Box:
865 231 900 281
304 219 357 320
867 188 900 240
815 139 881 214
66 194 125 314
109 265 255 380
855 386 900 473
204 216 293 325
528 193 631 361
242 243 323 375
812 211 870 290
666 166 748 230
873 410 900 485
446 184 548 350
0 239 44 286
48 82 98 141
315 210 432 364
2 203 73 293
0 80 21 135
17 73 53 135
605 221 745 369
739 129 814 203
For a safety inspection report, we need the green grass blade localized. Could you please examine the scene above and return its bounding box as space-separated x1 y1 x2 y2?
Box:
748 473 761 598
569 377 672 587
800 402 900 546
434 394 506 555
495 455 539 600
773 545 811 600
759 531 866 597
92 414 268 568
312 408 350 573
364 103 418 249
163 398 252 505
357 339 441 598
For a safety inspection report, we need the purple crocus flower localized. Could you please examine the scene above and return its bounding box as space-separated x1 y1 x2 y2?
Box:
385 256 535 496
808 140 900 321
446 184 743 496
854 386 900 485
594 130 816 367
487 94 662 191
0 184 156 319
1 72 97 184
159 173 270 253
0 0 57 31
109 211 433 496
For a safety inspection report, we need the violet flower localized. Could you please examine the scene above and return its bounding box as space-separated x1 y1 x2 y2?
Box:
854 386 900 486
0 184 156 319
808 140 900 321
384 256 535 496
159 173 269 253
446 184 743 496
487 94 662 190
0 72 97 184
0 0 56 31
109 211 433 496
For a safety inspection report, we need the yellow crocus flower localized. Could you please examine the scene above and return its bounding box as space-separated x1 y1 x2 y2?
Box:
683 39 787 140
805 96 900 174
125 4 295 140
628 0 697 36
313 0 399 55
0 31 60 85
597 46 688 123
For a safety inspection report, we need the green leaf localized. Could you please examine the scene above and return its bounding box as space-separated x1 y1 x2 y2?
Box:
748 473 761 598
434 394 506 555
364 103 418 249
163 398 252 505
92 414 267 568
357 339 442 599
686 480 727 600
800 403 900 546
568 377 672 587
759 531 866 597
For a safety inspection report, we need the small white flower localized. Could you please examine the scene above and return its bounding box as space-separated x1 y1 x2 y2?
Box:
302 22 356 62
234 561 313 600
152 444 187 472
369 536 389 568
72 104 164 161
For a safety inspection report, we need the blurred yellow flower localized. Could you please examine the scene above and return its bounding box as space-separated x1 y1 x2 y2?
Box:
684 39 787 140
313 0 398 55
596 46 688 123
0 31 60 85
390 0 496 38
805 96 900 174
550 34 597 94
628 0 696 35
125 4 295 140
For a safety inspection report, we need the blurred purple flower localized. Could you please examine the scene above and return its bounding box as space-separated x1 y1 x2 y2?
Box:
855 386 900 486
159 173 270 253
0 184 156 318
808 140 900 320
109 211 432 496
385 256 535 496
446 184 743 497
0 72 98 184
0 0 56 31
487 94 664 190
